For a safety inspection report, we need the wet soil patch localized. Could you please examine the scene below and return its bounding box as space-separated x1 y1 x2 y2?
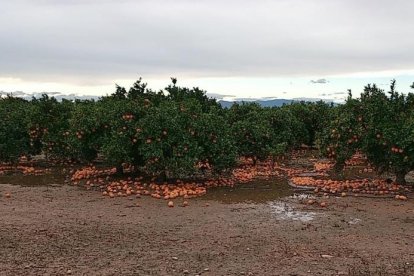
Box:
0 170 66 187
202 178 293 204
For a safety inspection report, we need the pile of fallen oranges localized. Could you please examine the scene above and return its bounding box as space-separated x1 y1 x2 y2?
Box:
68 158 285 206
284 154 410 200
0 164 51 176
70 166 117 183
290 177 409 198
314 162 334 172
68 153 411 204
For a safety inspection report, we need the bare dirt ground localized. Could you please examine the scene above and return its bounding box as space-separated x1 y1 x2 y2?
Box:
1 181 413 276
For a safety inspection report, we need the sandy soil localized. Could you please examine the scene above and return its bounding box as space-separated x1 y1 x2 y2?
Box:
1 181 413 276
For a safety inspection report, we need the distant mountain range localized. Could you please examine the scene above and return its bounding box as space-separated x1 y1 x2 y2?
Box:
0 91 100 101
1 91 339 107
218 98 337 108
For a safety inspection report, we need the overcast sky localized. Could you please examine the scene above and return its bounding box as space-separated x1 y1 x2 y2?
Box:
1 0 414 100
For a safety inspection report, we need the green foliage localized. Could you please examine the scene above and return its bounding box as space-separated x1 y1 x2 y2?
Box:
28 95 74 159
99 79 236 178
318 81 414 184
195 108 237 173
265 107 308 148
100 94 236 178
227 103 273 163
0 77 334 172
226 102 311 163
282 101 333 146
65 100 105 162
0 96 31 162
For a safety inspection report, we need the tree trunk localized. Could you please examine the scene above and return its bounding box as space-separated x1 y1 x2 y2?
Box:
333 162 344 174
252 157 257 166
395 171 406 185
270 156 275 170
160 170 167 182
116 164 124 175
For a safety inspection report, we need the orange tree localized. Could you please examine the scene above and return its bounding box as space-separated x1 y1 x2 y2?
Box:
27 95 74 160
282 101 333 146
264 107 308 149
100 95 149 174
226 102 273 164
139 100 236 178
100 79 236 178
99 79 164 172
65 99 108 162
164 79 235 174
226 102 307 164
165 78 221 112
138 100 199 178
318 81 414 185
317 94 363 170
194 105 236 174
0 96 31 162
264 107 310 165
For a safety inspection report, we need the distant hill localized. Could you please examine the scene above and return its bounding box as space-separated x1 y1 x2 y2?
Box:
0 91 100 101
1 91 338 106
218 99 293 108
218 98 337 108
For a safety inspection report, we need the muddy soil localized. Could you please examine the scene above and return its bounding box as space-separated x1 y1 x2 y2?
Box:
1 178 413 276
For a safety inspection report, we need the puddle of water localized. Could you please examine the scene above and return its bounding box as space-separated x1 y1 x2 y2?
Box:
348 217 361 225
202 178 293 204
329 167 377 181
269 201 318 222
290 193 316 200
0 170 66 187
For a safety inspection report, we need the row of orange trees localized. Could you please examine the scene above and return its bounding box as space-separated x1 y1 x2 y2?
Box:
317 80 414 185
1 78 413 184
0 78 331 179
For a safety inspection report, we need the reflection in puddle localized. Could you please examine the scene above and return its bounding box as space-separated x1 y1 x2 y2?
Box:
202 178 293 204
269 201 318 222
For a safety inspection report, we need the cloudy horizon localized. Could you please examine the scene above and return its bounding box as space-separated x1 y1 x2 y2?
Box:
1 0 414 101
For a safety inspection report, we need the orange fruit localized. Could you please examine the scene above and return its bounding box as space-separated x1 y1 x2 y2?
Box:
307 199 315 205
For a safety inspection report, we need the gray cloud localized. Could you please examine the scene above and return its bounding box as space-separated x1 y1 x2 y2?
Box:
311 79 328 84
318 91 347 97
206 92 236 99
1 0 414 84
